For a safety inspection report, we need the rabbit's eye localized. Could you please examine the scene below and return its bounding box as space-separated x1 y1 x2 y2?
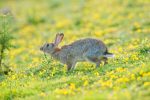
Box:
46 44 49 47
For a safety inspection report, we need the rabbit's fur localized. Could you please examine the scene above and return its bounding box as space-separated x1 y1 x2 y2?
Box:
40 33 114 71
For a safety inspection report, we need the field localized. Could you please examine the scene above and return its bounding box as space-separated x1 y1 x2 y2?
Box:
0 0 150 100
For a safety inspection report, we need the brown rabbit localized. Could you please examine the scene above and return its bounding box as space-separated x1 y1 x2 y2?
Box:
40 33 114 71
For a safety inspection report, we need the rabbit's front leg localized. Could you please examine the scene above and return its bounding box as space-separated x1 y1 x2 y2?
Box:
70 61 77 70
95 61 101 68
67 62 76 71
66 63 73 71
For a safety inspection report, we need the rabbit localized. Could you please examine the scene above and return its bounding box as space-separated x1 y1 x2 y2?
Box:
40 33 114 71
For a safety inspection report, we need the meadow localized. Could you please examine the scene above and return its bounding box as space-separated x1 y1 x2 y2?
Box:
0 0 150 100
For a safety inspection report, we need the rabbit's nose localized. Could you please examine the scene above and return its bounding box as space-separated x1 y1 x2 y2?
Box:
40 47 43 51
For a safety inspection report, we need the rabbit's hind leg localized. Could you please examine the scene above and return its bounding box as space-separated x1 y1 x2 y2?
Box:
70 61 77 70
86 56 101 68
102 57 108 64
66 63 72 71
66 61 76 71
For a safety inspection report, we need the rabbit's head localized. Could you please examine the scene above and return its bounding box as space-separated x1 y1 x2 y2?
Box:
40 33 64 54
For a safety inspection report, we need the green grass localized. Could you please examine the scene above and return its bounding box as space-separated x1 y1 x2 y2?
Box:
0 0 150 100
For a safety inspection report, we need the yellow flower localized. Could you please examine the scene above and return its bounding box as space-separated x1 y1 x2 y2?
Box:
113 86 120 91
56 19 71 28
110 75 117 79
131 54 139 60
131 74 135 80
116 77 129 83
21 25 35 34
106 70 114 76
139 70 144 75
116 67 126 72
83 80 89 86
137 77 141 81
144 82 150 87
134 22 141 28
94 30 104 37
40 92 46 97
69 83 76 90
137 29 142 33
92 13 100 20
1 82 6 87
11 75 16 80
118 47 123 52
128 14 133 19
32 57 41 63
55 89 68 95
141 63 145 68
94 72 99 76
123 57 129 63
100 62 105 67
142 72 150 77
99 80 112 88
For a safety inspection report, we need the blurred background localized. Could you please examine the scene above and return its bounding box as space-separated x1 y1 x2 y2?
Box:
0 0 150 78
0 0 150 99
0 0 149 74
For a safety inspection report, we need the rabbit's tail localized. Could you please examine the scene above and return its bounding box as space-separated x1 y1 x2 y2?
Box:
103 48 115 58
104 53 115 58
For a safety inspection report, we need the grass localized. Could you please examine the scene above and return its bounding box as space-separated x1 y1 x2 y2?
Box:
0 0 150 100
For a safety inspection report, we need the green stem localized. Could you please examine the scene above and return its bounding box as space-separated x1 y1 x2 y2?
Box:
0 46 4 70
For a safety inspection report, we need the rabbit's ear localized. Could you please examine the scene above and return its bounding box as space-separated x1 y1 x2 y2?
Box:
54 33 64 46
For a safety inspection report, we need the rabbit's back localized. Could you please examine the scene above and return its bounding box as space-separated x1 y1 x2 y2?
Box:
61 38 107 62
